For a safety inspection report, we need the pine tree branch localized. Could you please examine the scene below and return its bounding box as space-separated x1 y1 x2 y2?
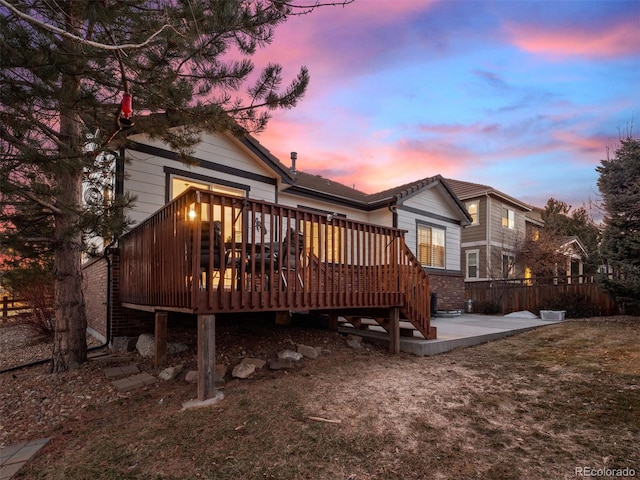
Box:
0 0 180 51
20 190 63 216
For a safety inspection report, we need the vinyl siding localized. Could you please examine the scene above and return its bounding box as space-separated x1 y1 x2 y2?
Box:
124 132 279 226
398 186 462 271
277 191 370 223
461 197 487 243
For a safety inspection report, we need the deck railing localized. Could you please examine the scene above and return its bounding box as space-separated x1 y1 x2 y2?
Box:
119 188 432 336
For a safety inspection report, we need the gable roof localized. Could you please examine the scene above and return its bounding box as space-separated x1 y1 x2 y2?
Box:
283 169 471 224
558 235 588 258
445 178 532 211
240 136 472 224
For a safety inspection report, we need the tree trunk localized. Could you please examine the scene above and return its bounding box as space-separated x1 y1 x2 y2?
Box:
52 7 88 371
52 123 88 371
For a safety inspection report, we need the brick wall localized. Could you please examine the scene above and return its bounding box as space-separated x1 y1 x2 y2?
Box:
83 250 155 343
83 256 108 343
426 269 465 312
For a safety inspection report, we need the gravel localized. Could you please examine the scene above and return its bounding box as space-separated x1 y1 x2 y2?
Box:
0 321 129 447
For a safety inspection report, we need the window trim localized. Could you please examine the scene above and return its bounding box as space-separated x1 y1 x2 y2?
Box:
466 249 480 280
502 252 516 279
164 167 249 203
466 200 480 226
416 221 446 269
501 206 515 229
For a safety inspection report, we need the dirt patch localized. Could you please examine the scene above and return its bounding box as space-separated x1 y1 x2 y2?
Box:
1 315 638 479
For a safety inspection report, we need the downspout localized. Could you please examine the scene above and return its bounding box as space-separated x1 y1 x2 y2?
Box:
388 204 398 229
0 155 124 375
99 241 116 348
0 247 112 374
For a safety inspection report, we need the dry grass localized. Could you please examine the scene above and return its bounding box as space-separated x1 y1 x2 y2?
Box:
10 316 640 480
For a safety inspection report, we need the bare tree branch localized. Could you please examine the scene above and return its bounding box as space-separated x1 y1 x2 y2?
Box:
0 0 180 51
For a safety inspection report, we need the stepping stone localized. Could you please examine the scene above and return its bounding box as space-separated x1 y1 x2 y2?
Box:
104 364 140 380
0 438 49 480
111 372 157 392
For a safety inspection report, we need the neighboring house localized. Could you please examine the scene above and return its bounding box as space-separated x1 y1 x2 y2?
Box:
447 179 588 285
556 236 588 283
84 129 471 343
446 179 532 282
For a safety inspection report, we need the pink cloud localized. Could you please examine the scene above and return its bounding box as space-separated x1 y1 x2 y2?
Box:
250 0 437 82
505 19 640 59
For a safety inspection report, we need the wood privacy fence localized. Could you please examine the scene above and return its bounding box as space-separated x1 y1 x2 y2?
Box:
465 276 618 316
2 296 26 321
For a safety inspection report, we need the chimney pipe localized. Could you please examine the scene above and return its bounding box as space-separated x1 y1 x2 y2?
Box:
290 152 297 173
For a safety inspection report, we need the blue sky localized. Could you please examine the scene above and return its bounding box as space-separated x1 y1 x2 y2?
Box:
252 0 640 218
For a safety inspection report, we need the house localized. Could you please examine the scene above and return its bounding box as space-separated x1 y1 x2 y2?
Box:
445 178 532 282
83 128 471 365
556 236 589 283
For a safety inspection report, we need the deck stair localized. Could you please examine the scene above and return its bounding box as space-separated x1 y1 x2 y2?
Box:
340 316 421 338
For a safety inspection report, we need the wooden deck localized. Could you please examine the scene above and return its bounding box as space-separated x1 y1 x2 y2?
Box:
118 188 435 340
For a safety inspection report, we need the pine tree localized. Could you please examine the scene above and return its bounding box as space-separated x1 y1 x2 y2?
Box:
0 0 350 371
596 136 640 311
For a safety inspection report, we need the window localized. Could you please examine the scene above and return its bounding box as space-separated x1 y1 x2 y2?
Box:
417 223 446 268
466 250 479 279
466 200 479 225
171 175 246 241
502 253 515 279
531 228 540 241
171 176 244 200
502 207 515 229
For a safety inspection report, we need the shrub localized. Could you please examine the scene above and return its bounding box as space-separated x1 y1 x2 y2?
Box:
539 292 601 319
474 301 501 315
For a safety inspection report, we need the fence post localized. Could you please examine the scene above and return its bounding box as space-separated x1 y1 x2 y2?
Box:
2 296 7 322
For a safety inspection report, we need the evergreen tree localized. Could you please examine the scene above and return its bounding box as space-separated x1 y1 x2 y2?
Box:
596 136 640 310
0 0 350 371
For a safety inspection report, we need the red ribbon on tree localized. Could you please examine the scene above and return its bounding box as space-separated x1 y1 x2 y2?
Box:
121 93 132 119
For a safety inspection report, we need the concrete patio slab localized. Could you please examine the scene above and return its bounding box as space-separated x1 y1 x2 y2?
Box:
340 313 562 356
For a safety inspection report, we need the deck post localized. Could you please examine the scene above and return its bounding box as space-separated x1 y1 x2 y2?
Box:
389 307 400 354
328 313 339 331
197 314 216 401
154 311 168 367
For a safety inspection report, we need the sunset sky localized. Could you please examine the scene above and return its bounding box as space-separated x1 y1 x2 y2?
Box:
252 0 640 217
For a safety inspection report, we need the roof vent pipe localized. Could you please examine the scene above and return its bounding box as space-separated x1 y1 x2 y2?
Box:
290 152 297 173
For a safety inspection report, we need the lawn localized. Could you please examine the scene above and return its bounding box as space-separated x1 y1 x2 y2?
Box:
9 316 640 480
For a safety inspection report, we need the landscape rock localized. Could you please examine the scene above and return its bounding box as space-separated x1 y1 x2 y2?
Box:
159 365 183 381
110 336 138 353
346 334 363 349
297 344 321 359
268 358 293 370
241 357 266 369
168 342 188 354
135 334 189 358
215 364 228 380
278 349 303 361
185 370 198 384
185 364 227 384
136 334 155 357
232 363 256 379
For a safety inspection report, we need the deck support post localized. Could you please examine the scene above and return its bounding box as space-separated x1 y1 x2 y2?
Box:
328 313 339 331
389 307 400 354
197 314 216 401
154 311 168 367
